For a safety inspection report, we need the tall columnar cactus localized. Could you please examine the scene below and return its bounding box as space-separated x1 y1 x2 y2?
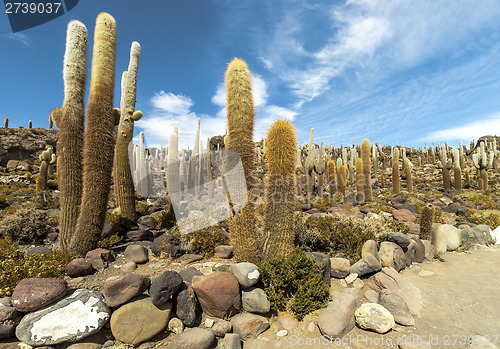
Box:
263 119 296 259
57 20 87 250
355 157 364 204
338 164 347 199
361 138 372 202
327 159 336 197
464 168 470 188
451 149 462 191
113 41 142 221
69 13 117 256
4 118 8 128
28 120 32 129
167 127 181 203
392 147 400 195
437 145 452 192
225 57 259 263
420 204 434 240
372 144 378 175
472 141 494 191
403 157 413 192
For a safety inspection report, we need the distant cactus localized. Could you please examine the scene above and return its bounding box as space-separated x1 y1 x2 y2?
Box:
355 157 364 204
420 204 434 240
225 58 259 263
437 145 452 192
451 149 462 191
472 141 494 191
314 141 326 197
28 120 32 129
37 147 53 191
56 20 87 250
361 138 372 202
464 168 470 188
392 147 400 195
403 157 412 192
338 165 347 199
113 41 142 221
69 13 117 256
4 118 8 128
263 119 296 259
326 159 336 197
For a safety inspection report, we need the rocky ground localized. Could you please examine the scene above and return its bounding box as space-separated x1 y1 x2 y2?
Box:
0 129 499 349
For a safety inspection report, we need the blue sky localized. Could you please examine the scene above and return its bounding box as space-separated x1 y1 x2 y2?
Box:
2 0 500 150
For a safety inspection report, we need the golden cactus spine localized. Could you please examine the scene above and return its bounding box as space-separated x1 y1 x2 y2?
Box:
57 20 87 250
225 57 259 263
392 147 400 195
361 138 372 202
113 41 142 221
262 119 296 259
70 13 117 256
420 204 434 240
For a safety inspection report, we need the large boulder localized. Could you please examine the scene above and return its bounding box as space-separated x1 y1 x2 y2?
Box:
192 272 241 318
15 289 111 346
11 278 67 312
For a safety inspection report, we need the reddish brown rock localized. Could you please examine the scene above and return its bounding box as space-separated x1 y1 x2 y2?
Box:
64 258 93 277
392 209 416 223
11 278 68 312
214 245 233 259
191 272 241 318
103 274 151 307
85 248 114 271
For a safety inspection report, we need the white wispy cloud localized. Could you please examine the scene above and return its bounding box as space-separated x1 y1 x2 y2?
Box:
136 92 226 150
6 33 32 48
423 114 500 144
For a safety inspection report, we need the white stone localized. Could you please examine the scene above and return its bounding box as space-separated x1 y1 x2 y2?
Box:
345 273 358 284
491 226 500 245
204 318 215 328
276 330 288 337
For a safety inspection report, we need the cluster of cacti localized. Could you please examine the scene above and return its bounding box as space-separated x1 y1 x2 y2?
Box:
262 119 296 259
472 141 494 191
52 14 119 255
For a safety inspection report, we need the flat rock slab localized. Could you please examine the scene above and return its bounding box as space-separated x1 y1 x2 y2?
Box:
15 289 111 346
103 274 150 308
230 313 269 340
110 296 172 346
11 278 68 312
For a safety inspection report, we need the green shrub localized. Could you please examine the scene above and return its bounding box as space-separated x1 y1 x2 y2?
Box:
0 237 72 297
469 194 500 210
258 247 331 321
181 226 228 257
382 218 409 234
0 207 57 244
466 210 500 230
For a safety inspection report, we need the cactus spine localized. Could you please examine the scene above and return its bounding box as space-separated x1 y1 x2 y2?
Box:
420 204 434 240
69 13 117 256
263 119 296 259
392 147 400 195
113 41 142 221
225 58 259 263
361 138 372 202
57 20 87 250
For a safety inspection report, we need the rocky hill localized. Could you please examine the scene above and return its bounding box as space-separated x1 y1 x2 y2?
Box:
0 128 58 166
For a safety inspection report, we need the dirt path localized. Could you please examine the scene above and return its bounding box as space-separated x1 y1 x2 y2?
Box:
245 244 500 349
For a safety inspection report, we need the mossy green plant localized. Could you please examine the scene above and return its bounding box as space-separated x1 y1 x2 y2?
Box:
0 237 72 297
466 210 500 230
181 226 228 257
258 247 331 321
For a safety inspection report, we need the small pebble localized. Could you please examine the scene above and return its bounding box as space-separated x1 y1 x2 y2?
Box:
276 330 288 337
204 318 214 328
307 321 315 333
345 273 358 284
